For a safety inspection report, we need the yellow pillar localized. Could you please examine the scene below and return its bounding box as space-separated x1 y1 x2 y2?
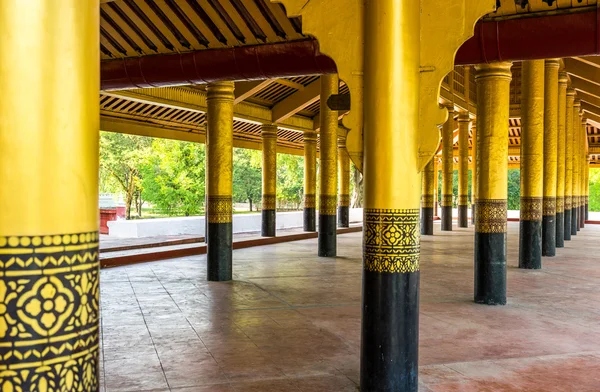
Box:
0 2 100 390
564 88 575 240
519 60 544 269
338 135 350 227
206 81 234 281
556 72 568 247
441 105 455 230
261 124 278 237
542 59 559 257
580 117 587 228
471 122 477 225
361 0 420 389
571 99 581 235
434 157 439 217
585 156 590 221
318 74 339 257
421 158 435 235
458 113 470 227
303 130 317 231
474 62 512 305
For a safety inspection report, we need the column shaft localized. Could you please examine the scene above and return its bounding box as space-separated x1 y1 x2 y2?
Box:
434 158 439 217
0 2 100 389
458 113 470 228
542 60 559 257
261 124 278 237
580 119 587 229
361 0 420 389
585 157 590 221
472 123 478 225
564 89 575 240
572 100 581 235
206 82 234 281
474 62 512 305
338 136 350 227
441 106 455 230
318 74 339 257
303 131 317 231
421 158 435 235
519 60 544 269
556 72 568 248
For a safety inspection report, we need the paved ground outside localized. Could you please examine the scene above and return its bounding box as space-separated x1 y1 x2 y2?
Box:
99 221 600 391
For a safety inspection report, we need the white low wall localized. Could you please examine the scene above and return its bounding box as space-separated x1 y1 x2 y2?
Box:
108 209 364 238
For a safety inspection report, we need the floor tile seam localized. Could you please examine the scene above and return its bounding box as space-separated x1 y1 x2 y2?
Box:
128 276 172 391
233 302 360 312
243 272 362 280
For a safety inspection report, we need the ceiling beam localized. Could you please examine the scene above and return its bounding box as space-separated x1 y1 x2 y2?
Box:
564 58 600 88
581 102 600 124
271 79 321 123
575 90 600 109
571 76 600 99
234 80 275 104
575 56 600 69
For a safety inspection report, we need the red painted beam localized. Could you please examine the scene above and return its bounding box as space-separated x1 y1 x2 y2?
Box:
101 39 336 91
456 8 600 65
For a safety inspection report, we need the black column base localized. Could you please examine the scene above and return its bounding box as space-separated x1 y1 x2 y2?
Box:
519 220 542 269
441 206 452 231
458 204 468 228
318 214 336 257
555 212 564 248
361 270 419 391
474 232 507 305
564 209 572 241
471 204 476 226
420 207 433 235
542 215 556 257
338 206 349 228
304 207 316 232
586 204 589 221
261 209 276 237
571 208 578 235
580 206 585 229
207 222 232 281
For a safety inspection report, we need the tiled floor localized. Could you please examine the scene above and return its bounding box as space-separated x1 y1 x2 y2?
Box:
100 222 600 391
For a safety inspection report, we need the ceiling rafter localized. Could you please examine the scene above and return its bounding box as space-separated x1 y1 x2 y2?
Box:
271 79 321 123
234 79 275 104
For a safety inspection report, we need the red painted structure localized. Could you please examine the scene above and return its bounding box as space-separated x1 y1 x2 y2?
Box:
100 208 117 235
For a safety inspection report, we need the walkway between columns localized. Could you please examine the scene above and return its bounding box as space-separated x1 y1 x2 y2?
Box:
100 223 600 391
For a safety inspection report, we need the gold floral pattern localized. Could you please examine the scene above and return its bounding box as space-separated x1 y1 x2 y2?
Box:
564 195 572 210
207 195 232 223
556 197 564 213
521 196 543 221
364 209 419 273
304 194 316 209
0 231 99 391
421 195 434 208
319 195 337 216
476 199 507 233
458 195 468 206
441 194 453 207
338 194 350 208
543 197 556 216
262 194 276 210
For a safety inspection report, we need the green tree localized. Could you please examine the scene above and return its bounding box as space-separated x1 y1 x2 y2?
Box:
277 153 304 209
233 148 262 211
588 168 600 212
507 169 521 210
100 132 151 219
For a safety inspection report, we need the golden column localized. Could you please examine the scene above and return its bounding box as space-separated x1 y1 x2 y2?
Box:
361 0 420 389
261 124 278 237
519 60 544 270
338 135 351 228
471 123 478 225
458 113 470 227
474 62 512 305
0 2 100 390
441 105 455 231
318 74 339 257
571 99 581 235
206 81 235 281
580 117 587 229
542 59 559 257
303 130 317 231
564 88 575 241
556 72 568 248
434 158 440 217
585 156 590 221
421 158 435 235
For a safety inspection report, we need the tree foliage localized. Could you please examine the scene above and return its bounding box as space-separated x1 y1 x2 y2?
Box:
277 153 304 209
232 148 262 211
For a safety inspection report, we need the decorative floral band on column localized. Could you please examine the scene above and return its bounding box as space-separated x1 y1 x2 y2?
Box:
556 197 564 214
363 209 420 274
338 194 350 208
564 196 572 211
543 197 557 216
520 197 543 221
319 195 337 216
421 195 434 208
0 232 99 391
441 195 453 207
262 194 276 210
207 196 233 223
458 195 468 205
476 200 507 233
304 194 316 209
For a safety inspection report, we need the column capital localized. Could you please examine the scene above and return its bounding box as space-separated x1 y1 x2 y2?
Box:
303 130 317 143
567 87 576 97
444 103 455 114
474 61 513 82
545 59 561 69
573 98 582 108
457 112 471 122
206 81 235 101
261 123 278 138
558 71 569 85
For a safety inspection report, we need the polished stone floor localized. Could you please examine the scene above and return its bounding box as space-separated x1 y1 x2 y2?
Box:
100 222 600 391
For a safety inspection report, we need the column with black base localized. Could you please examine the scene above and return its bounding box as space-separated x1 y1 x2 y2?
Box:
519 60 544 270
471 123 478 226
206 82 234 281
318 74 339 257
580 118 587 229
303 130 317 231
261 124 277 237
564 88 575 241
421 158 435 235
338 135 350 228
556 72 568 248
458 113 470 228
441 105 455 231
474 62 512 305
542 59 559 257
572 99 581 235
585 158 590 222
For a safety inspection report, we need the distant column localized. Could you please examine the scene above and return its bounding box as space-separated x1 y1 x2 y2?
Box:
564 88 575 241
441 105 455 231
580 117 587 229
421 158 435 235
572 99 581 235
261 124 278 237
206 81 235 281
303 130 317 231
338 135 350 228
556 72 568 248
471 123 477 225
434 157 439 217
458 113 470 228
